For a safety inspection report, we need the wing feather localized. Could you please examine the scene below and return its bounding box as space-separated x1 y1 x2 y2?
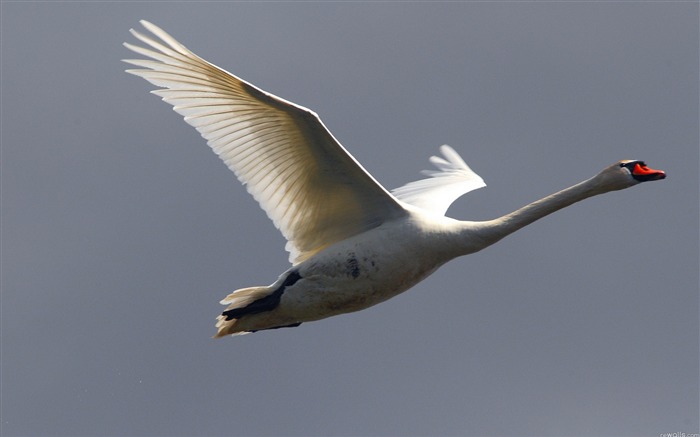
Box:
124 21 405 264
391 145 486 216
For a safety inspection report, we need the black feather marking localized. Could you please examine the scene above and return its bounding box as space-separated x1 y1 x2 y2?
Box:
346 253 360 279
250 322 302 333
222 270 302 321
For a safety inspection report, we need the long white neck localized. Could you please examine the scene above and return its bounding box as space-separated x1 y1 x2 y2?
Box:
453 174 613 257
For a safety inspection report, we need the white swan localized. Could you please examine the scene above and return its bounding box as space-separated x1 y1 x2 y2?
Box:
123 21 666 337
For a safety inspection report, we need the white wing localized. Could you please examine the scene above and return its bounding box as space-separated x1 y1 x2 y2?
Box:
391 145 486 216
124 21 405 265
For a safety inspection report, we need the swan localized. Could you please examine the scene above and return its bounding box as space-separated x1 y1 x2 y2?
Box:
123 21 666 337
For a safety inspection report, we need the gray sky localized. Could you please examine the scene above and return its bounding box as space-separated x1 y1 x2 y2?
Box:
2 3 698 436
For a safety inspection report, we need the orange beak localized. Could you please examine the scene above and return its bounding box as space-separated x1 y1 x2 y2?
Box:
632 163 666 181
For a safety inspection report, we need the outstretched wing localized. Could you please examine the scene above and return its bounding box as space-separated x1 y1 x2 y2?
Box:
123 21 406 265
391 145 486 216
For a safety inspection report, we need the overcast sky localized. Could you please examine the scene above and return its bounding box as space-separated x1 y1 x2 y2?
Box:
2 3 698 436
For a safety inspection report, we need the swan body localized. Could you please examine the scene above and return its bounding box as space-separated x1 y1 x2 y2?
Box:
123 21 665 337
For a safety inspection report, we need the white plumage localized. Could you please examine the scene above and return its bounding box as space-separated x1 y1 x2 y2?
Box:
391 145 486 216
125 21 405 265
124 21 665 337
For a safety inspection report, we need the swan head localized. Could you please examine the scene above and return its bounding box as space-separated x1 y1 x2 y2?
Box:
596 160 666 191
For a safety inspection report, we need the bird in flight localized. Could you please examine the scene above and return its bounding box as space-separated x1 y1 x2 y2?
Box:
123 21 665 337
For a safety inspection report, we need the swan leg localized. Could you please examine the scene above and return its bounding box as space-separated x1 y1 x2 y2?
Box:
250 322 302 333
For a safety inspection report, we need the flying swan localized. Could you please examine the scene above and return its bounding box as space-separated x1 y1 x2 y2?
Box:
123 21 666 337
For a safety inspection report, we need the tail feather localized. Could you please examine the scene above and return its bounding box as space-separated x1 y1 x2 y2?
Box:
213 270 303 338
219 285 272 306
214 286 274 338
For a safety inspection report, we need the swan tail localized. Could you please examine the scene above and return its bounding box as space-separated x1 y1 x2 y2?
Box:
213 286 275 337
213 270 304 337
